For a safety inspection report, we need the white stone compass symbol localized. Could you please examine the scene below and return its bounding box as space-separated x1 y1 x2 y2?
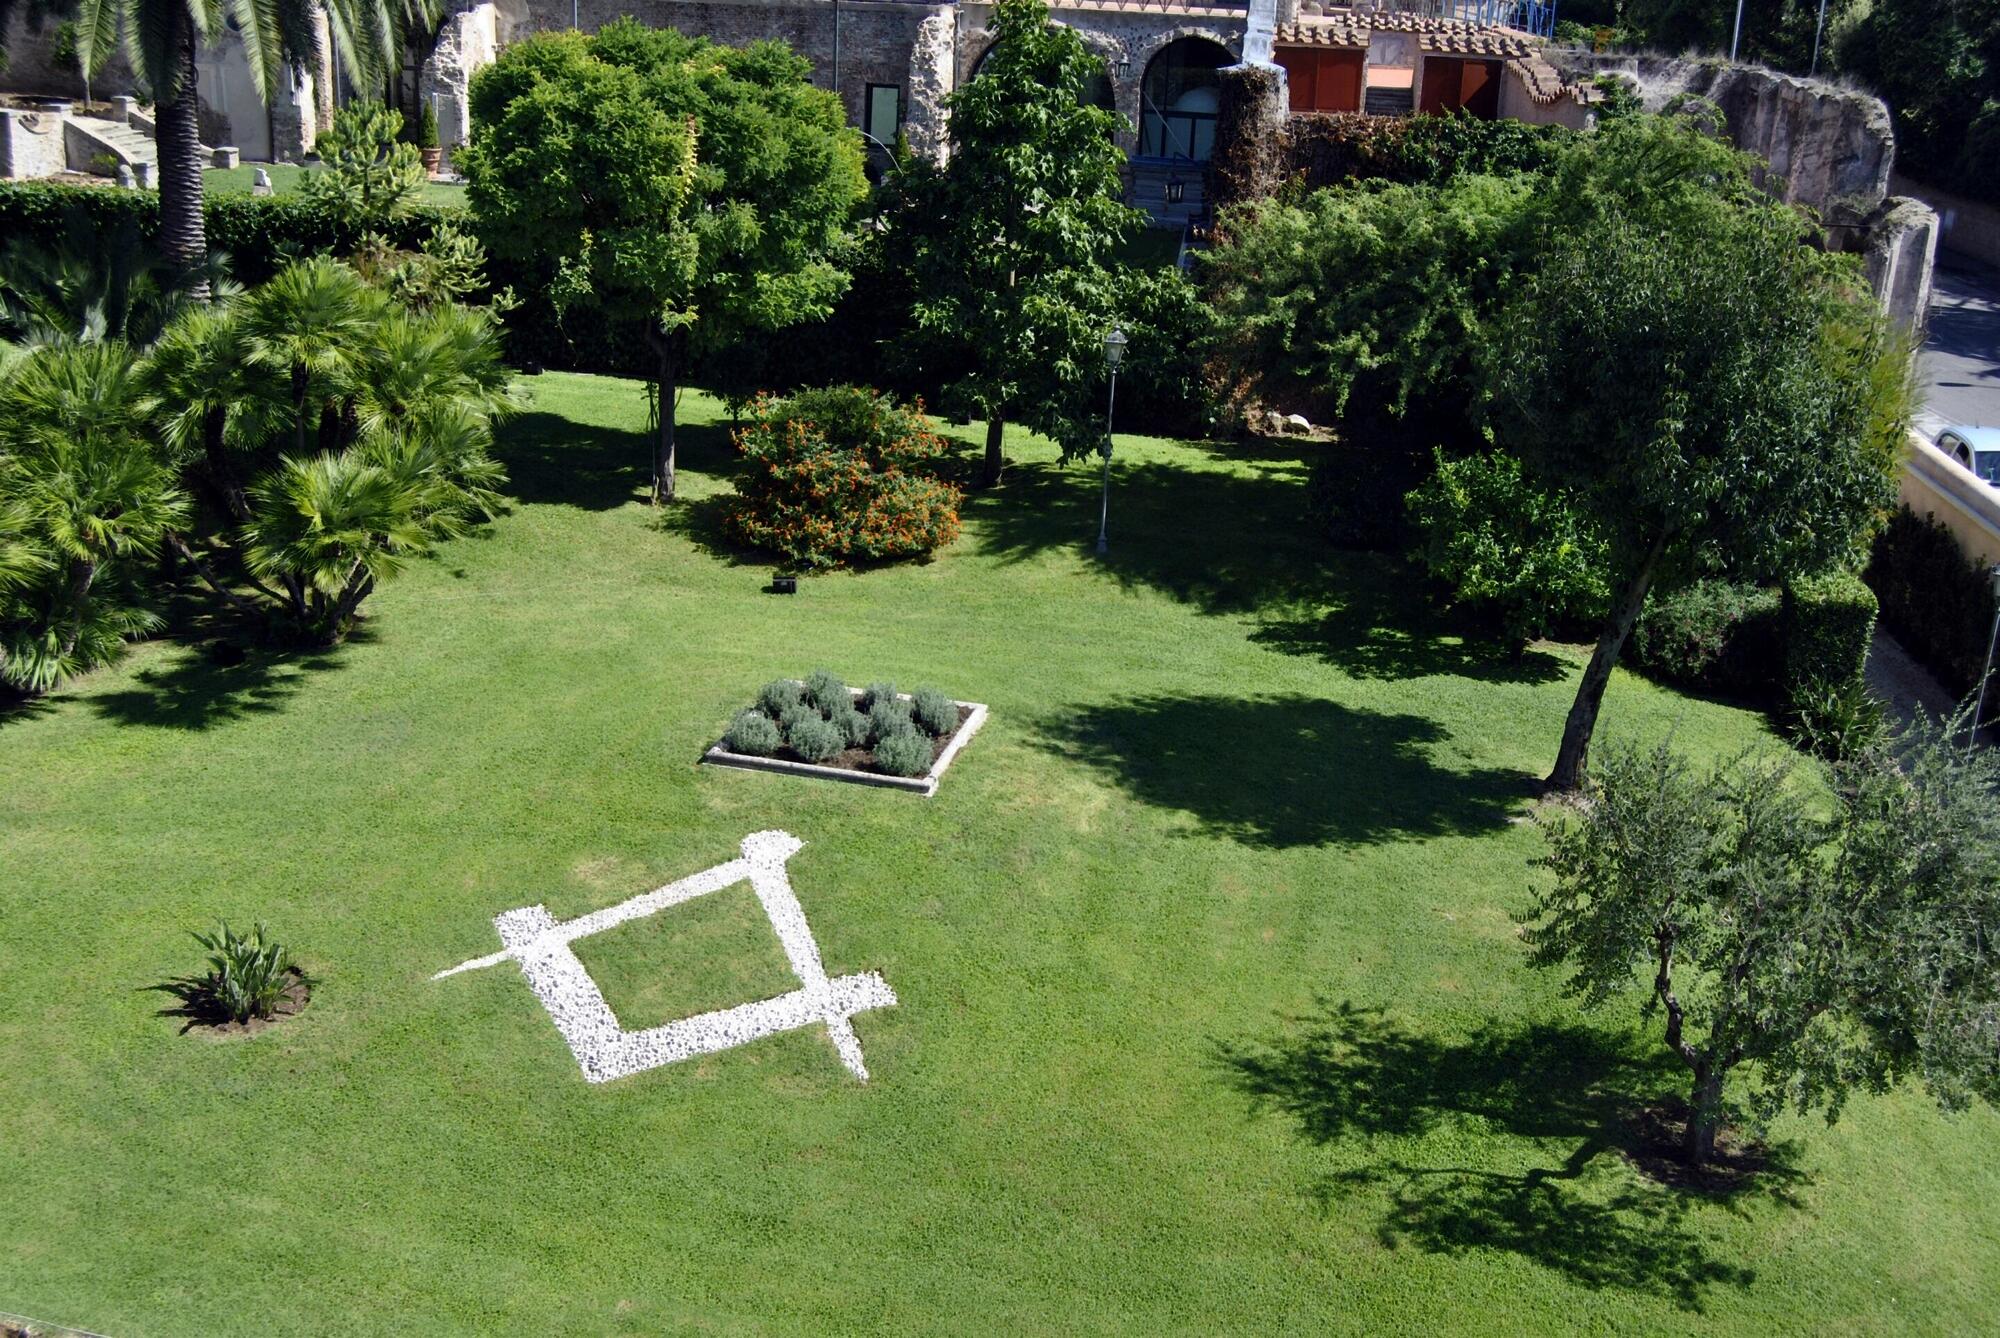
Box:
434 831 895 1083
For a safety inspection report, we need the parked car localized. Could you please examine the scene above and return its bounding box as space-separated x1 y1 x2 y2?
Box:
1939 426 2000 486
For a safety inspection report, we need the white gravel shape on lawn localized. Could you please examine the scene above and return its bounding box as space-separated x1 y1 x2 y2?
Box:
434 831 895 1083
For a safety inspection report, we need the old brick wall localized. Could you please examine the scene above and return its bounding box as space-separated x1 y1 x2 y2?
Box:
539 0 948 146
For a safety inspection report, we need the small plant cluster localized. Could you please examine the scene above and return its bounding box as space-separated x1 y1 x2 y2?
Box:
722 387 962 571
723 671 959 777
152 923 308 1026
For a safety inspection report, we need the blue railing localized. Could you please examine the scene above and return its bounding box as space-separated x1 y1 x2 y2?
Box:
1435 0 1559 37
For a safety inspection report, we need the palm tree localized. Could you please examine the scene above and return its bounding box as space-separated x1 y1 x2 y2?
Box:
237 256 384 456
0 340 188 690
73 0 428 296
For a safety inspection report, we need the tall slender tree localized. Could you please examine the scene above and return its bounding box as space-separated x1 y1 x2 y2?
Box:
893 0 1140 485
71 0 424 295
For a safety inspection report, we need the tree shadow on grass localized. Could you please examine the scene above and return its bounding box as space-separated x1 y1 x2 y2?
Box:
1037 693 1536 848
82 631 361 730
1218 1002 1805 1310
1249 557 1572 687
970 455 1334 616
491 410 738 512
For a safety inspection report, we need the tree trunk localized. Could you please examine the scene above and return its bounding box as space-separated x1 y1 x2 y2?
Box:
648 324 680 503
202 408 251 525
1684 1065 1726 1166
983 413 1006 488
154 11 210 301
56 558 99 660
1546 531 1670 792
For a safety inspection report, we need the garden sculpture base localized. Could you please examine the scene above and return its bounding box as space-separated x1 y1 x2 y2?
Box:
434 831 894 1083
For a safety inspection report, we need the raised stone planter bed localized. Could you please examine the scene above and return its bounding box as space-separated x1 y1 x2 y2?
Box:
701 679 988 798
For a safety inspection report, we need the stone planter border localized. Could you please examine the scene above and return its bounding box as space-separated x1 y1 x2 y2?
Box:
701 693 989 798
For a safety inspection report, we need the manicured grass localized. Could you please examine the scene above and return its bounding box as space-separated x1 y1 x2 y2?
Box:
1 373 1996 1335
203 161 469 207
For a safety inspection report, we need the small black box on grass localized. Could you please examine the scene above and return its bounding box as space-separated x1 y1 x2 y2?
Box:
770 575 798 595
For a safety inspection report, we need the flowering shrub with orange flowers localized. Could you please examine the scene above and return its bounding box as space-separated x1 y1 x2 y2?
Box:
723 386 963 570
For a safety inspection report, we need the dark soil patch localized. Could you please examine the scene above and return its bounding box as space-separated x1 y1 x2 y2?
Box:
1624 1099 1780 1195
160 971 312 1037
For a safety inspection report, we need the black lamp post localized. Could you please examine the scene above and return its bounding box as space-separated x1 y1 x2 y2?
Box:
1973 563 2000 745
1097 327 1128 556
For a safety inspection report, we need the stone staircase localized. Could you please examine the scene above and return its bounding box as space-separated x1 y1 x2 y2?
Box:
70 114 157 171
1128 158 1208 229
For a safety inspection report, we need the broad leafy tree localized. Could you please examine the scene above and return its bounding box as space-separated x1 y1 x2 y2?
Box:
1488 117 1904 791
461 20 865 502
1200 173 1539 428
892 0 1141 484
71 0 425 294
1529 727 2000 1166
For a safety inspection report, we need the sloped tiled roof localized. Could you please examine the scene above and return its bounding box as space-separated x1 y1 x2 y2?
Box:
1274 15 1541 59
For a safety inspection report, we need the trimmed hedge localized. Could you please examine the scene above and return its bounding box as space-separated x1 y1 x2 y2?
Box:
1630 574 1877 703
1630 581 1784 697
0 180 463 283
1783 570 1878 698
1865 504 1996 699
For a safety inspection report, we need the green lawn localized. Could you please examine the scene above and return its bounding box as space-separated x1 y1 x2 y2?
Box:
2 372 1996 1335
203 160 468 207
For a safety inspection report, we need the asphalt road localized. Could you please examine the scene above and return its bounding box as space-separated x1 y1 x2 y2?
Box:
1918 254 2000 436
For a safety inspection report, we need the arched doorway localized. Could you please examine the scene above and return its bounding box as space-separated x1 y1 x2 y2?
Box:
1139 37 1231 161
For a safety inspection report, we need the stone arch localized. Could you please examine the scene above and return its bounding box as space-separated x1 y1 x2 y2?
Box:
1137 33 1237 162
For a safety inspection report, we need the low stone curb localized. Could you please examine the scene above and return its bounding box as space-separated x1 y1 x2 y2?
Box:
701 698 989 798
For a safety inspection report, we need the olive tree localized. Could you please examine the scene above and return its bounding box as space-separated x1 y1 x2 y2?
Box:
1528 724 2000 1167
1488 118 1904 791
461 21 865 502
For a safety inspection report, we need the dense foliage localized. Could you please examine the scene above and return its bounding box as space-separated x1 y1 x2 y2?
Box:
887 0 1141 483
0 340 187 691
1865 504 1998 697
723 386 961 571
1840 0 1999 194
0 181 463 286
1485 115 1905 788
1283 111 1572 190
461 20 866 501
1628 575 1877 706
1530 726 2000 1166
299 100 427 226
1405 450 1607 647
1202 173 1538 426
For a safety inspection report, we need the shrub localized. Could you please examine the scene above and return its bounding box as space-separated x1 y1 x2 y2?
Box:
828 698 871 747
1405 450 1608 646
724 709 781 756
804 668 849 712
868 696 915 742
1785 676 1888 763
861 681 898 711
757 679 804 717
299 101 426 226
912 686 957 737
1865 505 1993 698
873 727 933 778
1629 581 1783 698
1782 570 1877 698
787 713 844 763
723 386 962 570
152 923 305 1024
778 701 820 738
